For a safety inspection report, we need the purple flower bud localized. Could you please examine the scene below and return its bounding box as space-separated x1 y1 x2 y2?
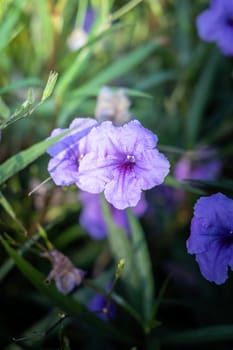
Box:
95 87 132 125
187 193 233 284
43 249 86 294
196 0 233 56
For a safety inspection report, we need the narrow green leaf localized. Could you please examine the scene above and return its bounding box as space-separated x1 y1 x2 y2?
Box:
81 40 160 88
136 70 177 91
56 23 129 101
0 97 10 119
0 237 134 343
0 129 69 185
0 4 22 51
185 50 221 148
100 196 142 310
161 325 233 344
58 40 160 124
127 209 155 327
164 175 206 195
0 78 42 95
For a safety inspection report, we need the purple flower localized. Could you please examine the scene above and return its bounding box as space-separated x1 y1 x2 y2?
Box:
47 118 98 187
78 120 170 209
79 191 147 239
88 285 116 321
174 147 222 182
186 193 233 284
196 0 233 56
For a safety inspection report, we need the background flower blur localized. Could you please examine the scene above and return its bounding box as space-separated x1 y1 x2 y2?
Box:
0 0 233 349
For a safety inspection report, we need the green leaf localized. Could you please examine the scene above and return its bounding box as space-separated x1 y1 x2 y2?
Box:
185 50 221 148
0 97 10 119
58 39 161 125
164 175 206 195
160 325 233 345
0 237 134 344
0 129 69 185
0 2 23 51
100 196 142 310
0 78 42 95
136 70 177 91
127 209 155 329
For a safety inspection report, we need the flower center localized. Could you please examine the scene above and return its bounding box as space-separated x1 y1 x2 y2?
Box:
126 154 136 163
78 154 84 163
226 17 233 27
220 229 233 247
120 154 136 171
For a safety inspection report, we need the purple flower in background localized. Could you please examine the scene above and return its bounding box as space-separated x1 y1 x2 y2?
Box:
95 86 132 125
187 193 233 284
174 147 222 182
88 285 116 321
78 120 170 209
67 8 96 51
79 191 147 239
196 0 233 56
47 118 97 186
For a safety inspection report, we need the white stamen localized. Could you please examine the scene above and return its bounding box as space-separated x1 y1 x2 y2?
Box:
126 154 136 163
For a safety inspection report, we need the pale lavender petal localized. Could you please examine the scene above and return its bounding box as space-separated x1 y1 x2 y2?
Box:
135 150 170 190
104 169 142 209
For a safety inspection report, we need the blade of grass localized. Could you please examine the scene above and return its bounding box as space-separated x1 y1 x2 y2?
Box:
127 209 155 330
160 325 233 344
0 128 69 185
185 50 221 148
59 39 161 124
0 237 134 344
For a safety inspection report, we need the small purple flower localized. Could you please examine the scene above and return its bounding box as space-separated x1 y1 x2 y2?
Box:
47 118 98 187
174 147 222 182
187 193 233 284
88 285 116 321
78 120 170 209
196 0 233 56
79 191 147 239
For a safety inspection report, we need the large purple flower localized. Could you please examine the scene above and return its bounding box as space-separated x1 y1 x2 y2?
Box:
79 191 147 239
78 120 170 209
187 193 233 284
47 118 98 186
196 0 233 56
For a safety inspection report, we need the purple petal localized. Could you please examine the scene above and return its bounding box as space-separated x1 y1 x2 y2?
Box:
196 9 222 42
134 150 170 190
48 155 79 186
104 169 142 209
196 241 233 284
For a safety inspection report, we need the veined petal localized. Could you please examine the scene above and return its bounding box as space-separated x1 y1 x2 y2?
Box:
48 156 79 186
78 153 119 193
134 149 170 190
196 241 233 284
104 168 142 209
